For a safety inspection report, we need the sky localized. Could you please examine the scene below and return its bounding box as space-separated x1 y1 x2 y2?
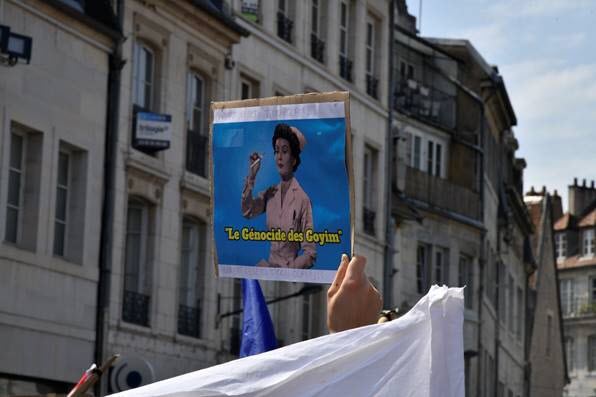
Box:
406 0 596 211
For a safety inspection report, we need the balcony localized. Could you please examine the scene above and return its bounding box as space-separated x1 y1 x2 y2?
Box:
562 298 596 319
394 78 456 132
277 12 293 44
310 33 325 63
366 74 379 99
339 55 353 82
122 290 150 326
186 130 208 177
404 166 481 221
363 207 376 236
178 303 202 338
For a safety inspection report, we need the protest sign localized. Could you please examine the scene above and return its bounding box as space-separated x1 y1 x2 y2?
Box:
210 92 353 283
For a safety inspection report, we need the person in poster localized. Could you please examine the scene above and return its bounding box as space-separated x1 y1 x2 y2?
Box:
241 123 317 269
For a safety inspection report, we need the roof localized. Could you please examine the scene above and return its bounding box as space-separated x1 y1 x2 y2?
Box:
554 213 575 231
557 255 596 270
578 208 596 228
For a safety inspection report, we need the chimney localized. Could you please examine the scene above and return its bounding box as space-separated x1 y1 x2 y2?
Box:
569 177 596 215
551 189 563 221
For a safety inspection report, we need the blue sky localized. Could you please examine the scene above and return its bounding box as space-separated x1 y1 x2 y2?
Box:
406 0 596 210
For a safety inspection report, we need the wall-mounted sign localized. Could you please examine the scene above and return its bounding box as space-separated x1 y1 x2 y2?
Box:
133 111 172 151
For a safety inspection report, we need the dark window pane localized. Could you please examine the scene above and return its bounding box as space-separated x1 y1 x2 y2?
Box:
58 152 69 186
7 170 21 207
10 134 23 169
56 187 68 221
53 221 65 256
5 207 18 243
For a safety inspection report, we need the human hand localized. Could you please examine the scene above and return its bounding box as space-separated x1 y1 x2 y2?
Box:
327 254 382 333
248 152 261 179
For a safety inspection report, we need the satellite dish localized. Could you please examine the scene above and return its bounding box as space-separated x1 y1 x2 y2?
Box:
109 355 155 392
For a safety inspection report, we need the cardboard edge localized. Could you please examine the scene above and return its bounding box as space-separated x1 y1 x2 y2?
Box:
209 101 219 278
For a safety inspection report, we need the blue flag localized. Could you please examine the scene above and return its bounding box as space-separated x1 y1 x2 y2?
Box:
240 279 277 357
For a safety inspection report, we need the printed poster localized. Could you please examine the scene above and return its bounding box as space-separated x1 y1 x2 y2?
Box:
210 92 353 283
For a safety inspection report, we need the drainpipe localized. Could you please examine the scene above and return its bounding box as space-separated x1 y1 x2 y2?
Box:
95 1 125 395
383 0 396 308
476 100 486 397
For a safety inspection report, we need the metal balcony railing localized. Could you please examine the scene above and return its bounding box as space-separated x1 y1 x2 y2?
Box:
339 55 353 82
404 166 481 221
561 297 596 319
393 78 456 132
310 33 325 63
178 303 202 338
366 74 379 99
186 131 208 177
363 207 376 236
122 290 150 326
277 12 293 44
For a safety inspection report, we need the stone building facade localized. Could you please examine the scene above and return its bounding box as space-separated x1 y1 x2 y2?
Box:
0 0 119 394
227 0 391 348
100 0 247 392
555 179 596 397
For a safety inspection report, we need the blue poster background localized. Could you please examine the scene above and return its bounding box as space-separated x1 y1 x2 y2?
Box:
213 117 350 271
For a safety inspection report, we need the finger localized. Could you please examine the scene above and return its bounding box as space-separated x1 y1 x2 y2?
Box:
345 255 367 283
328 254 350 296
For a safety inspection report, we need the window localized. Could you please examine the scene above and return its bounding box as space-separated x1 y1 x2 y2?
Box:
186 71 208 177
363 145 378 235
589 335 596 372
399 60 415 80
277 0 294 43
133 41 155 110
546 313 553 357
583 229 595 257
409 133 445 178
4 126 42 250
498 263 506 324
301 287 321 341
122 198 153 327
231 278 242 355
433 247 449 285
365 15 379 99
592 278 596 303
240 74 260 100
565 337 575 372
412 135 421 170
241 0 261 23
53 152 69 256
178 218 206 338
459 254 473 309
560 278 575 316
310 0 326 63
5 133 24 244
51 143 87 262
338 0 354 82
417 244 430 294
555 232 567 260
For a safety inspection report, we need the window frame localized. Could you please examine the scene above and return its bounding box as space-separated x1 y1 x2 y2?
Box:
559 278 575 316
583 228 595 257
458 254 473 309
409 132 446 178
53 150 70 257
417 243 430 294
339 0 349 58
5 132 26 244
555 232 567 260
362 144 379 235
133 40 156 111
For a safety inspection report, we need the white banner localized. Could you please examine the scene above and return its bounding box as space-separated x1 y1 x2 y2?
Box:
109 286 464 397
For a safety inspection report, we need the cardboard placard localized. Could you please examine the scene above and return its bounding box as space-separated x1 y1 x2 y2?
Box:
210 92 353 283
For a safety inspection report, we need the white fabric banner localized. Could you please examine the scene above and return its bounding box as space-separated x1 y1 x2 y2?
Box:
109 286 464 397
